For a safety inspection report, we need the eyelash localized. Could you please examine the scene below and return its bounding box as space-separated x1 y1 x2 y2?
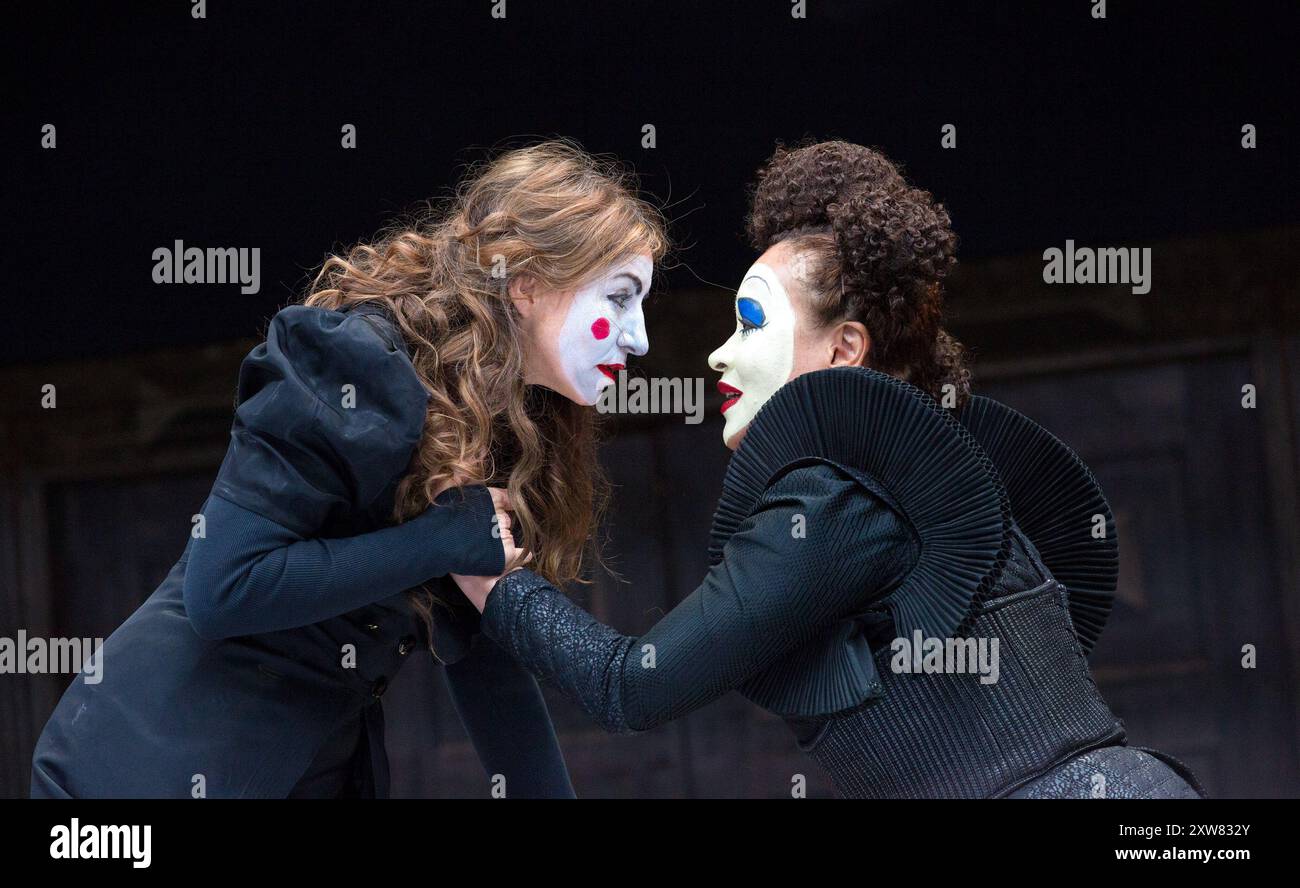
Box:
608 293 631 309
739 319 765 338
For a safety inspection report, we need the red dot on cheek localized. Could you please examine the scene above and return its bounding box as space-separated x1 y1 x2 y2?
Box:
590 318 611 340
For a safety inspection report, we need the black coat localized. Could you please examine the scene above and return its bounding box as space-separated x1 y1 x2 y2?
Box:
31 305 572 798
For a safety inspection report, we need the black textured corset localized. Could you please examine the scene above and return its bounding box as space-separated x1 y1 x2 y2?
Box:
796 534 1125 799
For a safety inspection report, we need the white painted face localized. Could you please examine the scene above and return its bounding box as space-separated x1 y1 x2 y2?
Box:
707 262 797 447
554 254 653 405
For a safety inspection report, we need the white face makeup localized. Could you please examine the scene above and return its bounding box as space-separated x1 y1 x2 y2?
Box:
553 254 653 405
707 261 797 446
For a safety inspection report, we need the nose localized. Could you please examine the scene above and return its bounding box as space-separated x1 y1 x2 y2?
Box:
617 304 649 357
709 329 739 373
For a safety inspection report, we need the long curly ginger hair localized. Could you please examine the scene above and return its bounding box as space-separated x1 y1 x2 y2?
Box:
304 141 667 648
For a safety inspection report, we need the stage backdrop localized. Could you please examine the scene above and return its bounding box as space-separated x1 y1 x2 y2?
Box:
3 228 1297 798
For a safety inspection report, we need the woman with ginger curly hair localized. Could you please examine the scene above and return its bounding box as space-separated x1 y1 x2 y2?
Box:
31 141 667 798
453 141 1205 798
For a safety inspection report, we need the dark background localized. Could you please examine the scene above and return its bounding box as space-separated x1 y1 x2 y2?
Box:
2 0 1298 797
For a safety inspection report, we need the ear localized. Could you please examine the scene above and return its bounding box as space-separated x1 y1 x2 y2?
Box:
827 321 871 368
509 274 541 317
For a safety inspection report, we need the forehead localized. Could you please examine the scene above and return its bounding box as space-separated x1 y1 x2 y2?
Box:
736 261 787 303
742 246 816 316
759 241 811 288
587 253 653 288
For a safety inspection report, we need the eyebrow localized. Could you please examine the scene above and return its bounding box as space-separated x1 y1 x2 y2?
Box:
741 274 773 297
611 272 644 295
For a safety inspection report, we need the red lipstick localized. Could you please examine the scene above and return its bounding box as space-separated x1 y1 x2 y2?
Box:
598 363 625 381
718 381 742 414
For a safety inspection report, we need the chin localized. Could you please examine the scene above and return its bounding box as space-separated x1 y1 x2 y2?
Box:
571 378 610 407
570 390 601 407
585 377 617 406
724 425 748 451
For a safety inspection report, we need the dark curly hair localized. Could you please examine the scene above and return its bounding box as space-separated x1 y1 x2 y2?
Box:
747 140 971 406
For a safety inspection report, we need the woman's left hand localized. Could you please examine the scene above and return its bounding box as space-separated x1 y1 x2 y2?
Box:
452 487 531 612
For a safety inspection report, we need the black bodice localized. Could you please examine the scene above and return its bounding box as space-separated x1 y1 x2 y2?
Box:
482 368 1203 798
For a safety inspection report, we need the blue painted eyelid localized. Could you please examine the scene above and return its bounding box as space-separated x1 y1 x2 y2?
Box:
737 297 766 328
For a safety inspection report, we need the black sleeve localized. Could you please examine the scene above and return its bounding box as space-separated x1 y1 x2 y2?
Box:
443 634 576 799
184 305 503 639
183 488 503 640
480 463 916 733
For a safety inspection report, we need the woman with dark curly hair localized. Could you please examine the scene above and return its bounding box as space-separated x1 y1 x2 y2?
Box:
452 140 1205 798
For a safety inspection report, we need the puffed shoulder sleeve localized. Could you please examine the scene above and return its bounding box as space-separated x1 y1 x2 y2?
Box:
211 304 429 536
